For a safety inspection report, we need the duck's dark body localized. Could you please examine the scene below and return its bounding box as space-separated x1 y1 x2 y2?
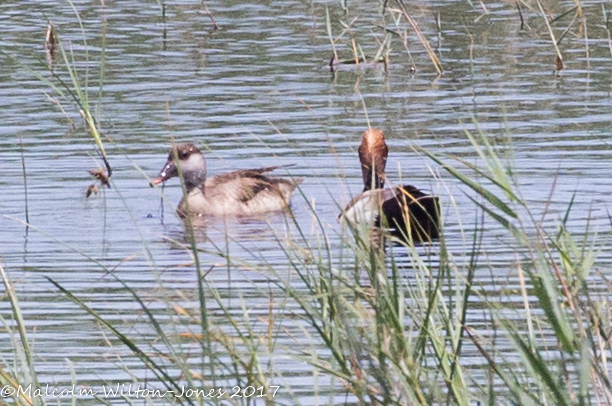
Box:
377 185 440 242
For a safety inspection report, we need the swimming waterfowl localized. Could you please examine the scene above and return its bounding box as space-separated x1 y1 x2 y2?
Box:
150 143 302 218
359 128 388 191
341 129 440 242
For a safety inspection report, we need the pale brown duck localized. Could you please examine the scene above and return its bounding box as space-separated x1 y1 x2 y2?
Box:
151 143 302 218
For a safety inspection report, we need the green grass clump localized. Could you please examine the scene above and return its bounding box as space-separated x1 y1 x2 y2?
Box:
3 121 609 404
0 263 42 406
1 1 610 402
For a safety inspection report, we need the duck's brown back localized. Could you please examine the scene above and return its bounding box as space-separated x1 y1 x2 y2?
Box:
178 167 302 217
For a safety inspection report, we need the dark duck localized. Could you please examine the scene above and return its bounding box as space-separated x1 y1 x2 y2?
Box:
340 129 440 242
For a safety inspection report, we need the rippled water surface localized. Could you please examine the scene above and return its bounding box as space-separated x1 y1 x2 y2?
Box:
1 0 612 404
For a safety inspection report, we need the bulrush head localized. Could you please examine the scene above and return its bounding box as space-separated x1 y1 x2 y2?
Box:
358 128 388 191
150 143 207 192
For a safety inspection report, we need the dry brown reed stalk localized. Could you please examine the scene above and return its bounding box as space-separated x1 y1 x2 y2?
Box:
464 24 474 75
385 16 417 72
339 1 363 65
478 0 489 16
341 16 362 65
325 2 363 67
572 0 590 67
326 5 390 72
45 93 76 128
372 31 391 73
45 22 56 68
18 133 29 225
603 5 612 62
535 0 564 71
473 0 490 23
515 0 530 31
390 0 442 74
44 22 55 51
325 6 339 71
563 17 588 72
201 0 219 31
570 0 584 30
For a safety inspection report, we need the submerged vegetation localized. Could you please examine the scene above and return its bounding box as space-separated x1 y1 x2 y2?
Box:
1 0 612 405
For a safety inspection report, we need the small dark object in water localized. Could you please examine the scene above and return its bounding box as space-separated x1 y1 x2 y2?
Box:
85 184 99 198
329 53 386 73
555 55 564 71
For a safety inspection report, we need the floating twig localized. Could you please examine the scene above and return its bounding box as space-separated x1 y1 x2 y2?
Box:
328 54 386 72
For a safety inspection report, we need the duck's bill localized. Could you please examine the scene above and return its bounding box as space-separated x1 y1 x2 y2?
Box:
149 160 177 187
150 177 165 186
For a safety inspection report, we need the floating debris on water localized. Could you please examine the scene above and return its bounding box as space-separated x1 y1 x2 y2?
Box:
88 168 110 188
85 184 99 198
45 22 55 68
328 54 387 73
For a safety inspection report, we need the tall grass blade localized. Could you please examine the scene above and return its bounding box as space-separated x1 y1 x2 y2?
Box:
421 149 517 219
505 323 571 406
46 277 196 406
0 264 43 406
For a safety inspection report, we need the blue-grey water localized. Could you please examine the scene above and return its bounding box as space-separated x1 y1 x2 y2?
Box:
1 0 612 404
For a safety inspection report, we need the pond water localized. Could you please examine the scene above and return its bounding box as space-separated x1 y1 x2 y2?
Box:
1 0 612 404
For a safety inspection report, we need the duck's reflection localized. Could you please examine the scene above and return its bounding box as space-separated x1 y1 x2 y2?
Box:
161 210 296 253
